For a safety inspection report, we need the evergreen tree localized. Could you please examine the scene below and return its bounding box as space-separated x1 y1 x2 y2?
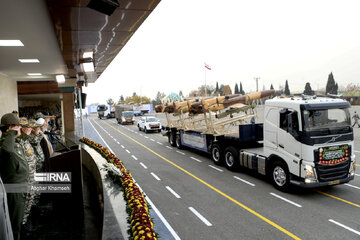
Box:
119 95 124 103
106 98 114 105
219 84 224 95
179 90 183 97
270 84 274 90
284 80 290 95
240 82 245 95
303 82 314 95
326 72 338 95
215 82 219 92
234 83 239 94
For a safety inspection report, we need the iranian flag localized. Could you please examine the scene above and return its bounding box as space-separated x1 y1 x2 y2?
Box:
204 63 211 70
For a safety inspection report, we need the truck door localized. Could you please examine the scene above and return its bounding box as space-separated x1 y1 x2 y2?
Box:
264 107 278 150
277 109 301 173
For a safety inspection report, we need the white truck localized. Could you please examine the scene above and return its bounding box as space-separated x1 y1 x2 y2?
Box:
164 96 356 191
97 104 115 119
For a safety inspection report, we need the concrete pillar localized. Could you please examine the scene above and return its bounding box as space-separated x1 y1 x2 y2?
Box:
0 75 18 117
62 92 75 132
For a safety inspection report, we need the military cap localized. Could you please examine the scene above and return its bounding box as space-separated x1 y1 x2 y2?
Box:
34 112 45 119
19 117 29 127
0 113 20 126
28 119 41 128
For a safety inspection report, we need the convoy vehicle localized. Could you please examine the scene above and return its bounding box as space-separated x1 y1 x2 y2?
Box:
97 104 115 119
115 105 134 124
137 116 162 133
163 96 355 191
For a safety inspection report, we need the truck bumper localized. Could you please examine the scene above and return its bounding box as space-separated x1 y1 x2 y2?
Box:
290 175 354 188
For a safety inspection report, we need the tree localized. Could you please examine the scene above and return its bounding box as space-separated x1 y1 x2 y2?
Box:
118 95 124 103
284 80 290 95
303 82 314 95
219 84 225 95
234 83 239 94
154 91 166 104
132 92 137 97
270 84 274 90
106 98 114 105
326 72 338 95
222 85 232 95
198 84 215 96
179 90 183 98
239 82 245 95
215 82 219 92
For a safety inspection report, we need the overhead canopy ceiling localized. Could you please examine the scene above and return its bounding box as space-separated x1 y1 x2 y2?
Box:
0 0 160 84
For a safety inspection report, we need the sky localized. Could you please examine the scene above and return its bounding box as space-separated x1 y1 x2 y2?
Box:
86 0 360 104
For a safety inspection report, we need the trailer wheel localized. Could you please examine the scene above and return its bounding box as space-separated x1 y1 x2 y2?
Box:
224 146 239 171
169 132 176 147
211 143 223 165
271 160 290 192
175 134 182 149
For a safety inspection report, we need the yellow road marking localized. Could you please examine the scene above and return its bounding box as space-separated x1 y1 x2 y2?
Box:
316 191 360 208
355 164 360 167
101 120 301 240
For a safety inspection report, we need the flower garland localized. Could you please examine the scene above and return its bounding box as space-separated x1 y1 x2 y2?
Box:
80 137 158 240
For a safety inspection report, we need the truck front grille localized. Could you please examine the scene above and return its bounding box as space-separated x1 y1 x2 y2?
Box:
315 160 350 182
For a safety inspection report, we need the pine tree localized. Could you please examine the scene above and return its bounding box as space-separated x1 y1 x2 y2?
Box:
234 83 239 94
326 72 338 95
240 82 245 95
284 80 290 95
215 82 219 92
303 82 314 95
270 84 274 90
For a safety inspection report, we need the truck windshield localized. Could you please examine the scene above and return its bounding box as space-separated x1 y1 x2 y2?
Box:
97 105 107 111
302 108 351 134
123 111 134 117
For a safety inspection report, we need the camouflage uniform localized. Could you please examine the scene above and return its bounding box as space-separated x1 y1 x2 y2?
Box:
0 113 29 240
17 134 37 225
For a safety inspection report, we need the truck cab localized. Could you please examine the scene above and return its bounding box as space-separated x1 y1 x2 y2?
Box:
264 97 356 190
97 104 108 119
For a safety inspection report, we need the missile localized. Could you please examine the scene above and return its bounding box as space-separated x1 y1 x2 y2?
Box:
191 90 275 114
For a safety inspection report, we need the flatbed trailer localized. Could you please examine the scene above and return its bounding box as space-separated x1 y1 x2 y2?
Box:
163 96 356 191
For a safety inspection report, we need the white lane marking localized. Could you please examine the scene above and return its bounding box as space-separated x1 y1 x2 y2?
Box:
208 165 223 172
329 219 360 236
139 134 143 136
116 141 120 144
190 157 202 162
135 184 181 240
110 136 113 138
151 172 161 181
131 155 138 161
176 150 185 155
89 120 115 153
233 176 255 186
166 146 173 150
134 132 137 134
126 149 130 154
140 162 148 169
270 193 302 208
354 150 360 153
345 183 360 190
144 136 149 139
166 186 181 199
157 142 163 145
355 174 360 177
188 207 212 226
150 139 155 142
121 145 125 148
91 120 180 240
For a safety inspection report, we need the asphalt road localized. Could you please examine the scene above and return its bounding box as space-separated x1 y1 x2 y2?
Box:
85 111 360 240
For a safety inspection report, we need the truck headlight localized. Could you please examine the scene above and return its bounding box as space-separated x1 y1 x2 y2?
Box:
349 159 356 176
304 164 317 182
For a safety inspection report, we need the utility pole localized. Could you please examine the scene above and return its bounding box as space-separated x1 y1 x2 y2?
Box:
254 77 260 104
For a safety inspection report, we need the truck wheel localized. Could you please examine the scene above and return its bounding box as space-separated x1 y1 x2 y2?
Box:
144 127 148 133
138 125 141 131
211 143 223 165
271 160 291 192
169 132 176 147
224 146 239 171
175 134 182 149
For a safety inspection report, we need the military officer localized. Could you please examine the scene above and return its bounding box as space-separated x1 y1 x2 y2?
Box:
28 119 44 172
0 113 29 240
18 118 38 227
